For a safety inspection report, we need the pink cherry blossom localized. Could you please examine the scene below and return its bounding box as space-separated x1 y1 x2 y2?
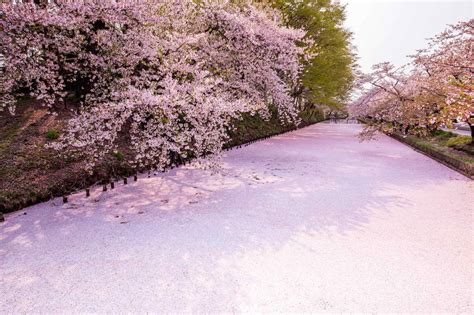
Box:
350 20 473 138
0 0 306 171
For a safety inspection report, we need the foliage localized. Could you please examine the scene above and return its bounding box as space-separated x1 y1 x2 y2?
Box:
0 0 305 172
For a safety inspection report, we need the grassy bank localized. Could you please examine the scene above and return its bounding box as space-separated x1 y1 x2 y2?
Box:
389 130 474 179
0 102 325 213
226 107 325 148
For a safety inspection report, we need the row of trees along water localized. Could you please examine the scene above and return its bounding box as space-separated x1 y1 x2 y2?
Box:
350 20 473 142
0 0 356 173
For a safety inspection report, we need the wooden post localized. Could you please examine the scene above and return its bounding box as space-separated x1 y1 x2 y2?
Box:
134 174 138 182
124 178 128 185
110 181 115 189
86 188 90 197
63 196 68 204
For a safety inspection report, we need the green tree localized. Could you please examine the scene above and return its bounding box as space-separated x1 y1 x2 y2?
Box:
268 0 357 111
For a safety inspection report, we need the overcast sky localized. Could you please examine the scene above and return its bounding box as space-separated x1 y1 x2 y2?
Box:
339 0 473 73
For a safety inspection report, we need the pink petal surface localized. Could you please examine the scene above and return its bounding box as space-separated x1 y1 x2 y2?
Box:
1 123 472 312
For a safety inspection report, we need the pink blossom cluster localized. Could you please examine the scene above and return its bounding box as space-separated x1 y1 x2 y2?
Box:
350 20 473 137
0 1 305 171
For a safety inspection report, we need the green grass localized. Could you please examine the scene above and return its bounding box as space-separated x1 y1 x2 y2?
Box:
431 129 457 139
45 129 60 140
424 129 472 156
444 135 472 147
401 132 474 164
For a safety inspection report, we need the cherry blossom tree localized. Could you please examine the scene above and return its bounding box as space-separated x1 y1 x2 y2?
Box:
350 20 473 140
350 63 436 138
0 0 161 113
412 19 474 138
0 0 305 171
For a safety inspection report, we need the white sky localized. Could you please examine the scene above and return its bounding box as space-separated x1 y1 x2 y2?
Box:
340 0 473 72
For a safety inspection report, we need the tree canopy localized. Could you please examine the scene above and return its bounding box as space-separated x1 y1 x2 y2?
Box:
350 20 473 140
268 0 357 109
0 0 305 171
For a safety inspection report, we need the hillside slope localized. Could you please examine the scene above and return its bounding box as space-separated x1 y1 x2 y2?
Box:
0 101 324 213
